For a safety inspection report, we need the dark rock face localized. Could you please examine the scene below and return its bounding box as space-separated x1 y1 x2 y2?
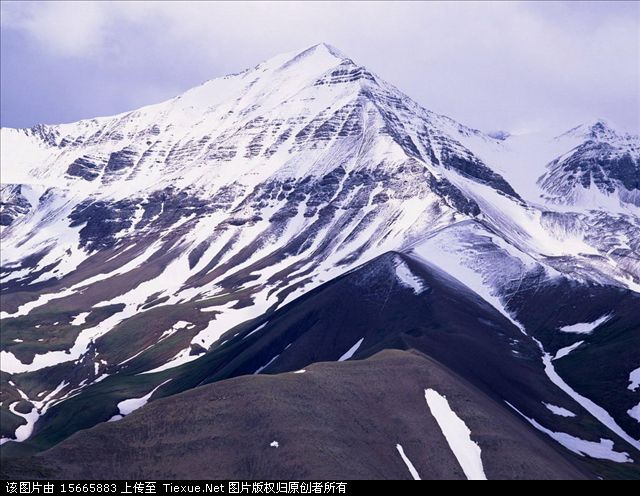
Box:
263 128 292 157
314 63 376 86
312 103 363 141
66 156 103 181
69 200 138 251
138 188 211 228
549 144 638 192
611 154 640 191
105 147 139 173
426 173 481 216
439 146 521 199
304 167 345 213
28 124 61 147
67 187 213 251
539 129 640 205
0 185 34 226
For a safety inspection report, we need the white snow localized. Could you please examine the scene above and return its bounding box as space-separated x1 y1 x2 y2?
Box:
559 314 612 335
0 290 75 320
445 173 599 259
0 239 203 374
0 239 163 322
270 441 279 448
192 297 274 351
628 403 640 423
158 320 193 341
70 312 90 326
553 341 584 360
8 404 40 442
412 233 527 335
244 322 268 339
507 402 632 463
543 403 576 418
338 338 364 362
94 373 109 383
125 321 196 369
424 388 487 480
199 305 221 313
2 381 71 444
254 354 281 374
118 343 156 366
396 444 421 480
535 339 640 451
628 367 640 392
138 348 200 375
293 369 306 374
395 260 426 294
116 379 171 417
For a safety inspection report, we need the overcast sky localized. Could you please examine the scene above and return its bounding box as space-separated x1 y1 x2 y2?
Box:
1 1 638 134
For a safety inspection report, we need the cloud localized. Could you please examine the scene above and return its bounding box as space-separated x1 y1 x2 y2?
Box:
1 1 109 57
1 1 638 132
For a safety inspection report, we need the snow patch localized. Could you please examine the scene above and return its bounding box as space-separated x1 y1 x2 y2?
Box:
117 379 171 417
71 312 90 326
3 381 70 444
270 441 279 448
543 403 576 418
553 341 584 360
254 354 281 374
244 322 268 339
338 338 364 361
535 339 640 451
8 404 40 442
138 348 200 375
158 320 192 341
192 297 273 351
507 402 632 463
412 233 527 336
628 403 640 423
396 444 421 480
628 367 640 392
395 261 426 294
559 314 611 335
424 388 487 480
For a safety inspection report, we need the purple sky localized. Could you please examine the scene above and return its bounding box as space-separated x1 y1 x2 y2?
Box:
1 1 638 134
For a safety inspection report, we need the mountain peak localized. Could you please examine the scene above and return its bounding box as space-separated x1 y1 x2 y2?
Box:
585 117 616 135
256 42 352 74
559 117 624 141
313 42 350 60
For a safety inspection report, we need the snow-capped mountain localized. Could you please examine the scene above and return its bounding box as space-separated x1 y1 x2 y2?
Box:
539 120 640 208
1 44 638 479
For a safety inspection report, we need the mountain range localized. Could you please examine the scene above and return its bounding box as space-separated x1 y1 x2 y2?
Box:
1 43 638 480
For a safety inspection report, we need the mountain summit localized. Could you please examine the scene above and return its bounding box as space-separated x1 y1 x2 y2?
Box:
1 44 639 479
